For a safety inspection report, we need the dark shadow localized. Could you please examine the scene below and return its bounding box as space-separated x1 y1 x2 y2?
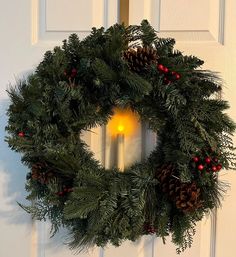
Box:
109 135 117 168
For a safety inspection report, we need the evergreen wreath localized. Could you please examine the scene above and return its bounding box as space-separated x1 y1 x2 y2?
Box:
6 20 236 253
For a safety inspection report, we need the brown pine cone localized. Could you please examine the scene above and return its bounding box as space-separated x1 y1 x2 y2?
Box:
31 162 55 184
123 47 158 72
156 164 203 213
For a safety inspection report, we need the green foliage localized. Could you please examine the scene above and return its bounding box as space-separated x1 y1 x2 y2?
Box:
140 20 157 46
5 20 235 253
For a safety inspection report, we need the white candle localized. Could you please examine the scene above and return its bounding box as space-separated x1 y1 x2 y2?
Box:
117 125 125 171
117 133 124 171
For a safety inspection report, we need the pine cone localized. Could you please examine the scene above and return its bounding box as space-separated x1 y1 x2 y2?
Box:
31 162 55 184
156 164 202 213
123 47 158 72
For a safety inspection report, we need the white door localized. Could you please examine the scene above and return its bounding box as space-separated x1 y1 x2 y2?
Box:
1 1 236 257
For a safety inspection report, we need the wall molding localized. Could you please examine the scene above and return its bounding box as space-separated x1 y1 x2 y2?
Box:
218 0 225 45
210 210 217 257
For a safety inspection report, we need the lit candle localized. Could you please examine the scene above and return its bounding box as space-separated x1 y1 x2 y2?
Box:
107 108 139 171
117 124 125 171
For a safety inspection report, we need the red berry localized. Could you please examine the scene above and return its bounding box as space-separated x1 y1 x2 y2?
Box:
71 68 77 74
71 69 77 78
157 64 164 71
217 164 222 171
171 71 180 80
67 188 74 192
175 73 181 80
212 166 217 172
163 67 169 73
163 77 171 85
198 164 204 171
193 157 199 162
213 158 218 163
205 157 211 164
56 191 64 196
18 131 25 137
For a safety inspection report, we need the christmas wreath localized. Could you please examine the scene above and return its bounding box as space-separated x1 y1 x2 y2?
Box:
6 20 236 253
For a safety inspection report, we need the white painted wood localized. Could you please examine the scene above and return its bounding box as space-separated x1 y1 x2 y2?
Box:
32 0 118 45
0 98 33 257
46 0 96 31
129 1 235 257
45 0 116 33
129 0 225 43
160 0 209 31
0 1 118 257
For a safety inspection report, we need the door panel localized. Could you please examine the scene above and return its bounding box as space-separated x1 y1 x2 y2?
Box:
129 1 236 257
0 1 118 257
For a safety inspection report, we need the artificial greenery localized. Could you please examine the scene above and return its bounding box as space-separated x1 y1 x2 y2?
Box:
5 20 236 253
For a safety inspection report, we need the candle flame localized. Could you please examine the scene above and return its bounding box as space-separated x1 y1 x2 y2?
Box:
108 108 139 136
118 125 125 132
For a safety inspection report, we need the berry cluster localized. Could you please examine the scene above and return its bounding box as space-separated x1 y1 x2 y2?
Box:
192 155 222 173
18 131 25 137
56 186 73 197
144 223 156 234
64 68 77 79
157 64 181 85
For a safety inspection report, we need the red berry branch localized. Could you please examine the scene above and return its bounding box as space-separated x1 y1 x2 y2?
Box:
56 186 74 197
192 152 223 173
157 64 181 85
64 68 77 79
144 223 156 234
